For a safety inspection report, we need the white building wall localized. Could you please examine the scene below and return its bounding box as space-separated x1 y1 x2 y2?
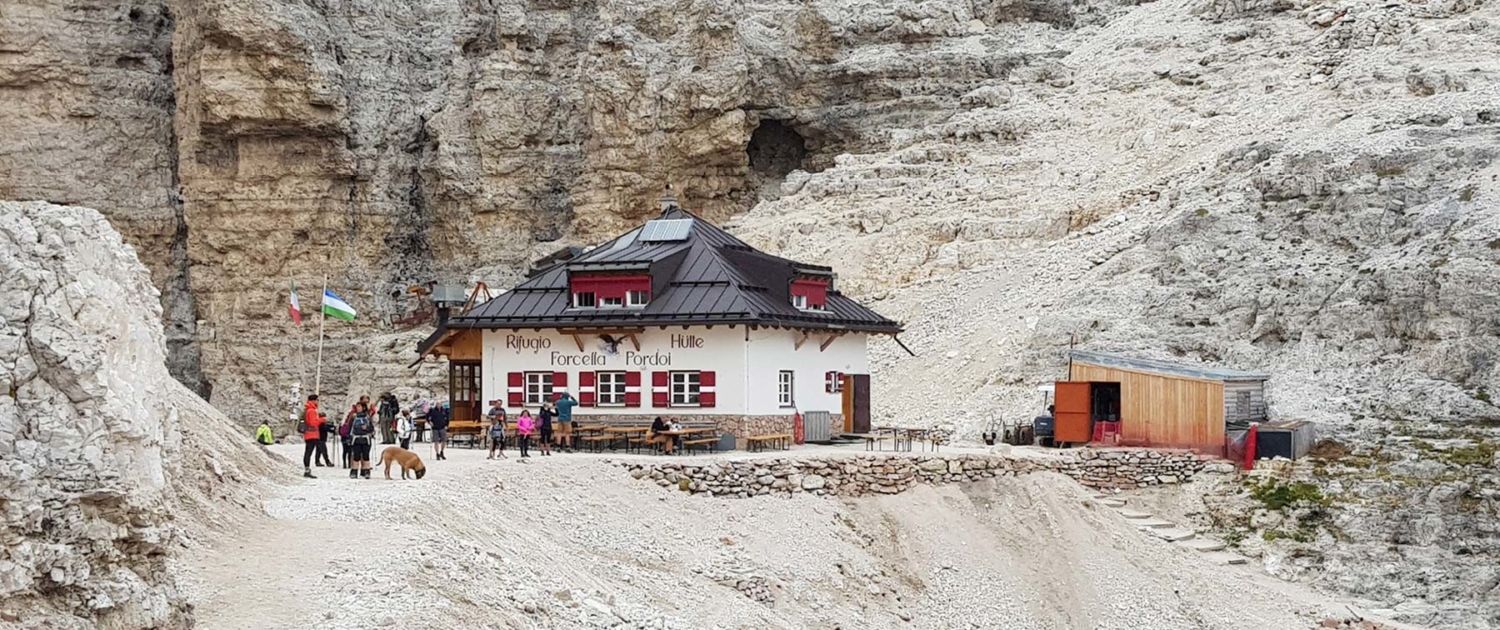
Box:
480 327 749 415
743 328 869 416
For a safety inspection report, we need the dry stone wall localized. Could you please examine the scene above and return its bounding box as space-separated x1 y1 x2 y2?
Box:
621 448 1234 498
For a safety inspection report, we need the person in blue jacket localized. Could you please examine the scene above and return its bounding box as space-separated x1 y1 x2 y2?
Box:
553 390 578 451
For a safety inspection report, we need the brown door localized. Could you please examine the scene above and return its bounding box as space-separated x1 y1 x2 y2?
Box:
842 377 854 433
449 361 482 423
1054 381 1092 444
851 374 872 434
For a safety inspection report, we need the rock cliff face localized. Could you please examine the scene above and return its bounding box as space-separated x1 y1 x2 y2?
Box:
0 202 275 629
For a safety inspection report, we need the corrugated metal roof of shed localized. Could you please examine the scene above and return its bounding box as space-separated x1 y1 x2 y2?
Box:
1069 351 1270 382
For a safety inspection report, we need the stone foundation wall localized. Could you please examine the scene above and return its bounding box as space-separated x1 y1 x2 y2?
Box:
620 448 1235 497
572 414 796 447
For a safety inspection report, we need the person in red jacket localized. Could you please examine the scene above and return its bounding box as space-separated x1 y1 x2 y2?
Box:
302 394 324 479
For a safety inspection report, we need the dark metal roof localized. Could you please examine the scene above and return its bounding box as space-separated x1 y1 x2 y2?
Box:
440 207 902 335
1070 351 1270 382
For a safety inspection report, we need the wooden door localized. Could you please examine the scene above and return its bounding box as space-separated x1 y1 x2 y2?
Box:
842 377 853 433
449 361 482 423
851 374 871 434
1054 381 1093 443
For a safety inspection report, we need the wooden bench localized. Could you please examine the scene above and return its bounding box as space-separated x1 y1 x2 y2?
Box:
681 437 718 454
746 433 792 452
447 421 484 448
863 435 891 451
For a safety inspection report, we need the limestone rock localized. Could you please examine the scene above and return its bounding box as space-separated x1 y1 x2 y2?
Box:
0 202 274 630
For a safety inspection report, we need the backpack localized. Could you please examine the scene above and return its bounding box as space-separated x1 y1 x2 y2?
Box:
352 412 374 438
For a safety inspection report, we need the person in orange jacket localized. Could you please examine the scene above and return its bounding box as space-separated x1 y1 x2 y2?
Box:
302 394 324 479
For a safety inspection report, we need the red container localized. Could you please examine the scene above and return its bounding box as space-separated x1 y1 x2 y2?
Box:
793 411 805 445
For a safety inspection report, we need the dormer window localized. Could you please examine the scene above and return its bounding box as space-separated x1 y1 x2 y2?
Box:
790 277 829 311
570 274 650 310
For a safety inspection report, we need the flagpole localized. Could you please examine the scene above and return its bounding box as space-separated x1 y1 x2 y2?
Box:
315 274 327 396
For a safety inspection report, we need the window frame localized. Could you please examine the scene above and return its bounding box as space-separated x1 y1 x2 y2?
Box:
792 294 808 310
778 370 795 408
524 371 554 407
599 296 625 309
626 289 649 308
670 371 701 407
573 292 596 308
596 371 627 407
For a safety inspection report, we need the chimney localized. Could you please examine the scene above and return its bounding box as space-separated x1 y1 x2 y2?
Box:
659 185 679 215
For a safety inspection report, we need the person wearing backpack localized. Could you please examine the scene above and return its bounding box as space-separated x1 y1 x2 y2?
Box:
377 392 399 444
349 401 376 479
338 414 354 468
396 409 414 450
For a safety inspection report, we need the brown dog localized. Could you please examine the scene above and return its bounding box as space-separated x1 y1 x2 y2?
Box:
379 446 427 480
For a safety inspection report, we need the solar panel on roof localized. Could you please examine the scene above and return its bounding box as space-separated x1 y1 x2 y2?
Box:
638 219 692 242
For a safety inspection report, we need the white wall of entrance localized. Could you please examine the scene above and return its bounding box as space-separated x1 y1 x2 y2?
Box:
477 326 869 416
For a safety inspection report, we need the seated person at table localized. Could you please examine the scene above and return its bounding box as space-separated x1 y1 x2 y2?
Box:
668 417 683 432
647 416 674 455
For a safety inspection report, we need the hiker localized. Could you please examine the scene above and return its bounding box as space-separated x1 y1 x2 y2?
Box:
300 395 323 478
396 409 414 450
346 395 372 425
349 402 376 479
647 416 674 455
486 401 507 456
553 390 577 450
377 392 399 444
316 412 334 466
428 401 451 461
487 413 507 460
537 402 554 457
516 409 535 458
255 420 275 445
338 413 354 468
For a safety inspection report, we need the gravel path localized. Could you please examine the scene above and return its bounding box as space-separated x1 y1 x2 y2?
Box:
175 444 1368 629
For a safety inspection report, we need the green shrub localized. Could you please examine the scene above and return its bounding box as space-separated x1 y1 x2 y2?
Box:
1250 480 1328 511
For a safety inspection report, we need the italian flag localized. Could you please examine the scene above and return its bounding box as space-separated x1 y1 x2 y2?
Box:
288 282 302 324
322 289 357 322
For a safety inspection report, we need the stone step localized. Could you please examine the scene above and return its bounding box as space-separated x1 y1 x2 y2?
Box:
1149 528 1197 543
1097 498 1127 508
1203 552 1248 565
1116 508 1152 519
1091 493 1113 500
1179 538 1227 552
1133 518 1176 529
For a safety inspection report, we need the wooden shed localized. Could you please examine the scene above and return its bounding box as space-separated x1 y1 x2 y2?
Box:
1062 351 1270 455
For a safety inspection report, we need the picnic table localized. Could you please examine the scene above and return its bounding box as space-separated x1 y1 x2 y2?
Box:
867 426 938 452
656 427 716 454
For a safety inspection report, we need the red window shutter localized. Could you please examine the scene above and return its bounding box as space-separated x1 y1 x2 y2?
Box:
578 371 596 407
624 371 642 407
699 371 716 408
652 371 669 408
508 372 524 407
825 371 836 393
553 371 568 394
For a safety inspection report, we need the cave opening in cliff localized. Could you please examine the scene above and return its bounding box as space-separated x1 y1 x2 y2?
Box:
746 119 809 195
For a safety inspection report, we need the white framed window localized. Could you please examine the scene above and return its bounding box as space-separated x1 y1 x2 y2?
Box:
626 289 649 307
670 371 701 407
778 370 794 407
524 372 553 406
600 296 624 308
573 292 596 308
792 294 808 309
597 371 627 406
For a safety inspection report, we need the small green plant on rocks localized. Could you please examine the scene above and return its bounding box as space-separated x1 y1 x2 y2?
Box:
1249 480 1329 511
